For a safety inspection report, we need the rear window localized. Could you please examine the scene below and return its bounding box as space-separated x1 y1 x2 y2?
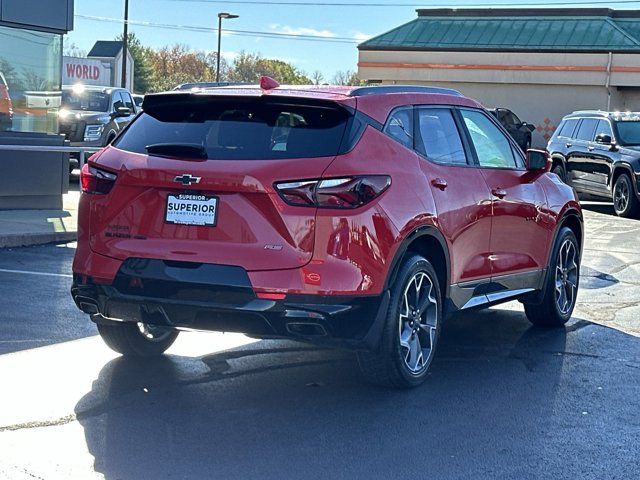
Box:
557 119 579 139
114 96 351 160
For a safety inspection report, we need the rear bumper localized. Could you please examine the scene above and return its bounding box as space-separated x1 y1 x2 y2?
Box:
71 258 390 350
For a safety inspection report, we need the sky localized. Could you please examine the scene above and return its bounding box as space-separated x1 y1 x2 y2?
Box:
66 0 640 81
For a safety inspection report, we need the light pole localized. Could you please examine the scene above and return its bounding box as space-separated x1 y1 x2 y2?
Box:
216 12 239 83
121 0 129 88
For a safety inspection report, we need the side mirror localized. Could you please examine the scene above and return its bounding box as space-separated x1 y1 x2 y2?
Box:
595 133 612 145
113 106 132 117
521 122 536 132
526 149 551 172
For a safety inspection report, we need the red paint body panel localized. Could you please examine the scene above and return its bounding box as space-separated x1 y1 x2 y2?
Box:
420 161 493 283
479 169 552 276
72 88 581 311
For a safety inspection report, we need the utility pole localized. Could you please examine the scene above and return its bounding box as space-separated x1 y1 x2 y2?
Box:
216 12 239 83
121 0 129 88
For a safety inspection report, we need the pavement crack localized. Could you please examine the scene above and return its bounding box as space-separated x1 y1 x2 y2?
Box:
0 414 76 432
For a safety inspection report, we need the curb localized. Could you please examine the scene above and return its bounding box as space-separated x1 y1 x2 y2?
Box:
0 232 77 249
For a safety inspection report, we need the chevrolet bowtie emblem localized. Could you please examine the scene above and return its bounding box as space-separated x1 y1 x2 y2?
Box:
174 174 201 186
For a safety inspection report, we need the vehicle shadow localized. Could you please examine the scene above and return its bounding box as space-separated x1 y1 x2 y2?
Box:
74 309 640 479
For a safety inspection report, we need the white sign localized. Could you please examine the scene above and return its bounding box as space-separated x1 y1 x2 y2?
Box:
166 194 218 226
62 56 111 86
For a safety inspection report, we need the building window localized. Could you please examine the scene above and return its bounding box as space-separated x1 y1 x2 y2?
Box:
0 25 62 135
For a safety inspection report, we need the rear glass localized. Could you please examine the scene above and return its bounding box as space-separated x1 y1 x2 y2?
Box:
557 119 579 139
114 97 350 160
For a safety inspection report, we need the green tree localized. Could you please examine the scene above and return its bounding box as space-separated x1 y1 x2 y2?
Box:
115 33 154 94
228 52 311 84
147 44 228 92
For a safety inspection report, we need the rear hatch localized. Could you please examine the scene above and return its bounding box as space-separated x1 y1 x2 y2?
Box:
88 92 354 271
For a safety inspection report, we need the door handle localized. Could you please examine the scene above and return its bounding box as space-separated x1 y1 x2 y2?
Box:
431 178 448 190
587 145 595 151
565 142 573 148
491 188 507 199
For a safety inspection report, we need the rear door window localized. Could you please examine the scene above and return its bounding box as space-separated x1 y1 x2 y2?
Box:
114 97 351 160
415 107 467 165
575 118 598 142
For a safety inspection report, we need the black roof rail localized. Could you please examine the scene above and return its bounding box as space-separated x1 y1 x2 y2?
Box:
349 85 463 97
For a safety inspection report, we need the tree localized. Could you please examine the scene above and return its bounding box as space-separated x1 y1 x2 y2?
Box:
311 70 325 85
227 52 311 84
332 69 362 86
147 44 228 92
63 41 86 58
115 33 154 94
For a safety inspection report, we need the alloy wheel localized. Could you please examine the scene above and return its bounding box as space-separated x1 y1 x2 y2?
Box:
398 272 438 374
614 178 629 213
555 239 579 315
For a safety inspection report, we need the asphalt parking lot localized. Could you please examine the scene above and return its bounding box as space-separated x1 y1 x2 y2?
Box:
0 202 639 479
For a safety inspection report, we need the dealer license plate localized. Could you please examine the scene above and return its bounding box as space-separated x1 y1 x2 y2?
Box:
165 194 218 226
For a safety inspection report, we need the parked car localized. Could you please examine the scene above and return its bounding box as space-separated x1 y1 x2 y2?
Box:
548 110 640 218
132 93 144 110
489 108 535 151
71 81 583 388
0 71 13 131
59 85 137 170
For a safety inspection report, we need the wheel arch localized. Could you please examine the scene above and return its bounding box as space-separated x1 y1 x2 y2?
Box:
551 208 584 265
610 162 634 190
385 226 451 301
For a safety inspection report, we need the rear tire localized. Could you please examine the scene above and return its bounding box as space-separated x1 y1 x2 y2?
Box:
613 173 640 218
524 227 579 327
552 163 566 183
357 255 442 388
97 322 178 357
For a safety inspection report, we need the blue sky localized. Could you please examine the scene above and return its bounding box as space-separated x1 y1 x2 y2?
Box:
66 0 640 80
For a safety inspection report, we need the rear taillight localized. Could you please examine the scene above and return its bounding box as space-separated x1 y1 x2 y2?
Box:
275 176 391 208
80 163 117 195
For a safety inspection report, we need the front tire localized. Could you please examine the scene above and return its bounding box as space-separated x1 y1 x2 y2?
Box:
524 227 579 327
357 255 442 388
97 322 178 357
613 173 640 218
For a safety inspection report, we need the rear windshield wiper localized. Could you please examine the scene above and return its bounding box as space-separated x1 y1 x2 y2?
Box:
145 143 208 160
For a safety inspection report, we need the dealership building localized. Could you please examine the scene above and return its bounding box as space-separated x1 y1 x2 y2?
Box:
358 8 640 147
0 0 74 209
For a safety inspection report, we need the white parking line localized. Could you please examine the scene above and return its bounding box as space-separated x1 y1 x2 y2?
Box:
0 268 73 278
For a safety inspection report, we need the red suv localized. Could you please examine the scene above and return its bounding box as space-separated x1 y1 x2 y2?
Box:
71 82 583 388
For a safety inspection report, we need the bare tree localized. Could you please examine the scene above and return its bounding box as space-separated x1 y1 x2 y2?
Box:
332 69 361 86
311 70 325 85
63 42 87 58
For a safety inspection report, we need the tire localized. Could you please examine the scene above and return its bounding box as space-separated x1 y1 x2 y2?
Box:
357 255 442 388
552 163 566 183
97 322 179 357
524 227 579 327
612 173 640 218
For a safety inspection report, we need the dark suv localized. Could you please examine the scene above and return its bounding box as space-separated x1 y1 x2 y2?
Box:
71 81 582 388
489 108 535 152
59 85 137 169
548 110 640 218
